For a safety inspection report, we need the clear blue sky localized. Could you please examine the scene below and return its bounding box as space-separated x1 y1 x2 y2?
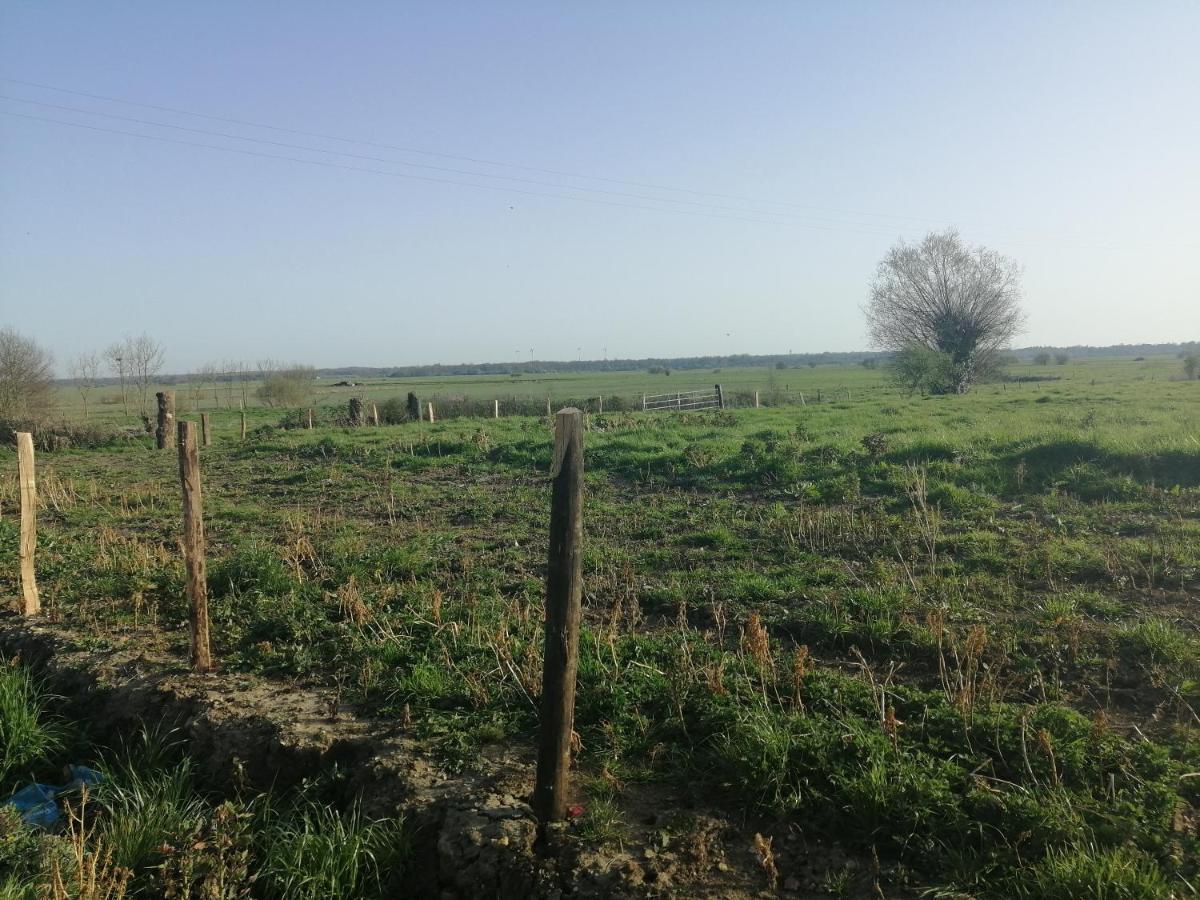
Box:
2 2 1197 372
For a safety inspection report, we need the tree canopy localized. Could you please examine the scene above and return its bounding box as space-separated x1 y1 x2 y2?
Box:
866 229 1024 393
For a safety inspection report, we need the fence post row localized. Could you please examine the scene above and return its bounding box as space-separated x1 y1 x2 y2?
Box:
177 420 214 673
533 408 585 825
17 432 39 615
156 390 176 450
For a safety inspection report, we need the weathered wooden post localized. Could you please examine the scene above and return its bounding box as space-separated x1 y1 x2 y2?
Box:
641 393 646 412
754 390 760 409
200 413 211 447
799 392 806 406
371 403 380 426
17 432 39 615
307 408 314 429
349 397 364 426
494 399 500 419
533 408 585 825
427 402 435 423
177 421 213 672
545 396 552 417
715 384 725 410
597 395 603 414
155 391 176 450
240 408 247 440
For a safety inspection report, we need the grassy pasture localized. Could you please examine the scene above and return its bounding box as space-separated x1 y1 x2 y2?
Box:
3 356 1199 896
52 354 1185 425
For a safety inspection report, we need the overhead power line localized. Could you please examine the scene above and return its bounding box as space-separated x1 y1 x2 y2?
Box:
1 76 1186 251
0 109 911 236
0 75 941 225
0 93 915 231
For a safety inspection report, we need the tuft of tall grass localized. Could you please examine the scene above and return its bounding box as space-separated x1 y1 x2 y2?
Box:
1016 844 1174 899
0 657 64 790
255 798 408 900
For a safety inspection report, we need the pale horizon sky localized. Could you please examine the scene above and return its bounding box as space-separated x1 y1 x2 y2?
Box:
1 2 1197 373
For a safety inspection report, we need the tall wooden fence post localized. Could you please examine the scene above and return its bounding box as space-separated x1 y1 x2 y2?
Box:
307 408 314 430
754 390 760 409
494 399 500 419
598 395 603 414
177 421 213 673
371 403 380 426
240 408 247 440
427 402 435 423
16 432 39 615
200 413 211 447
715 384 725 410
533 408 585 825
156 391 176 450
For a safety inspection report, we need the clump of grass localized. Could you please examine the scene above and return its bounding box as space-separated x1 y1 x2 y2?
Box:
0 656 64 789
93 758 208 876
1016 843 1174 899
255 798 409 900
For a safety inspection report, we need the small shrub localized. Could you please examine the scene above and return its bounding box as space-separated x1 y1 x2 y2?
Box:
860 432 889 458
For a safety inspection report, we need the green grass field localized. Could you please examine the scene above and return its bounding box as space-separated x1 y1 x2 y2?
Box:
3 356 1198 896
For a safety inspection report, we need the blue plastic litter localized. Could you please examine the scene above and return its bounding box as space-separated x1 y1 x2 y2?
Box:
7 782 58 828
4 766 104 828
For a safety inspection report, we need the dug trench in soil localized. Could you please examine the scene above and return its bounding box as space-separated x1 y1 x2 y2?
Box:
2 613 879 899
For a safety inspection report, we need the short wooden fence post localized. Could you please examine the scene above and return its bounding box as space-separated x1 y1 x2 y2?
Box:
754 390 760 409
307 408 314 429
715 384 725 410
17 432 39 615
240 408 247 440
427 402 435 423
494 399 500 419
200 413 211 447
533 409 585 825
177 421 213 672
156 391 176 450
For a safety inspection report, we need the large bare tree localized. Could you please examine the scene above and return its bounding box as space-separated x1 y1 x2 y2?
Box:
0 327 55 426
866 229 1024 393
